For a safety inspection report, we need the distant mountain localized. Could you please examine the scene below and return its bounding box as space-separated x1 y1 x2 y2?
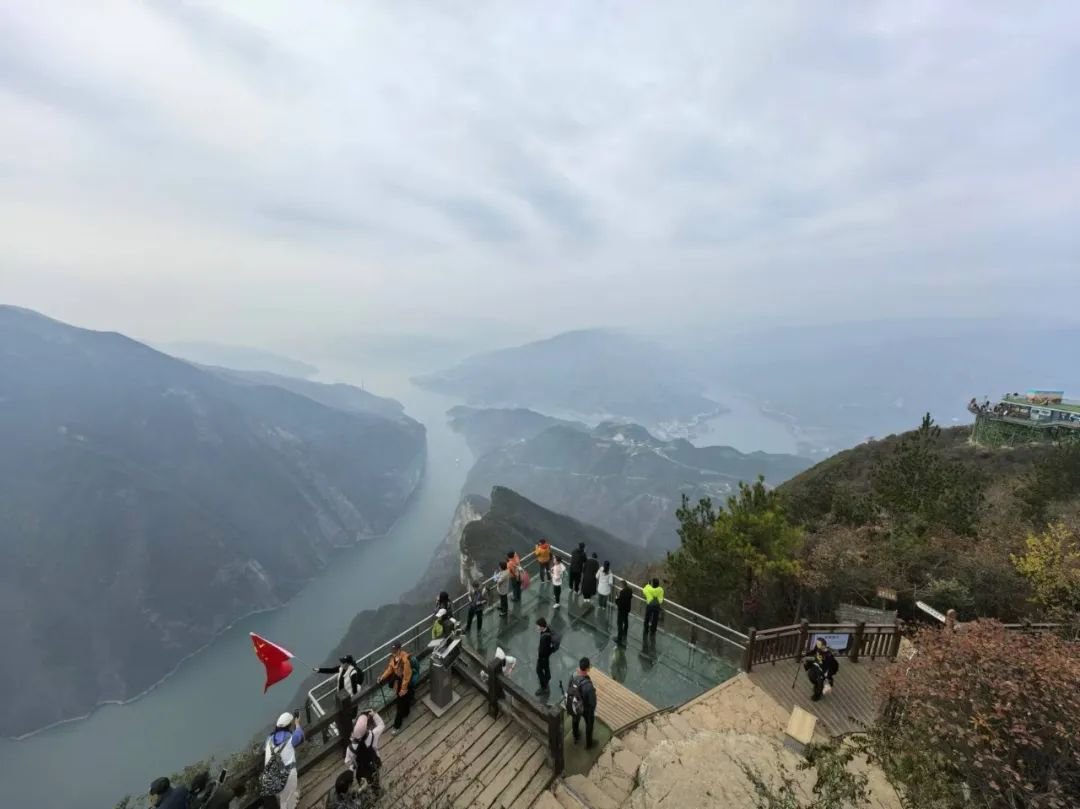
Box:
205 367 405 421
0 306 425 736
455 410 813 551
447 405 585 456
414 329 725 428
693 319 1080 452
161 340 319 378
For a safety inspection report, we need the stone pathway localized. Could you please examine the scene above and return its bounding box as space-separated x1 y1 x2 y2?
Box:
531 673 902 809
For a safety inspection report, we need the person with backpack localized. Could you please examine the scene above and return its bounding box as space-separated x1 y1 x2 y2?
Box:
534 538 553 581
580 553 600 602
615 582 633 645
535 617 558 697
643 578 664 637
431 608 458 641
346 709 385 794
377 642 414 734
566 657 598 748
261 711 305 809
464 579 487 633
596 561 615 608
147 777 188 809
493 561 510 616
803 638 840 701
325 770 370 809
507 550 523 602
550 556 565 608
568 542 586 594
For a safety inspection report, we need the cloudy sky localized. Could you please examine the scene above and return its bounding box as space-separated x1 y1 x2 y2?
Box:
1 2 1078 348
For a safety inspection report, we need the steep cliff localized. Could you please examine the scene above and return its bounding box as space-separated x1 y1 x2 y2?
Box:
0 306 426 736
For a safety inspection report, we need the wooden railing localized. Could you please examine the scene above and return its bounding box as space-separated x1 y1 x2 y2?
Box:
742 620 903 671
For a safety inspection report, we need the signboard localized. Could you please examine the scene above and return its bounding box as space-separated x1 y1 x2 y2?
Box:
809 632 850 652
876 586 898 602
916 600 947 624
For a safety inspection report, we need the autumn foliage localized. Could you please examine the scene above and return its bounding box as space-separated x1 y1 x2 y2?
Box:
872 620 1080 808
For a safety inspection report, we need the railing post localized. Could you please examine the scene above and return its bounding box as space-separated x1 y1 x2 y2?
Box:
486 658 501 717
546 703 565 776
742 628 756 672
850 621 865 663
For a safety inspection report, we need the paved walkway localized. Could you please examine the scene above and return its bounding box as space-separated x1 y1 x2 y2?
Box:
748 658 888 736
299 679 552 809
532 672 901 809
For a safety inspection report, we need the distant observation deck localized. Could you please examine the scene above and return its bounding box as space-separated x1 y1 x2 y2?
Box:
969 389 1080 446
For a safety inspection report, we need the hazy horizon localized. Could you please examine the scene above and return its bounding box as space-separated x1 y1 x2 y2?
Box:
3 2 1079 351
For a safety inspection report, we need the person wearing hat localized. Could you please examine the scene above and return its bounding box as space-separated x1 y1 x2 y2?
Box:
148 776 188 809
265 710 305 809
377 642 414 733
313 655 364 699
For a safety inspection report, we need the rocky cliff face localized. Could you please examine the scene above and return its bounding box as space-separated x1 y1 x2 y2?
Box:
458 415 813 552
0 306 426 736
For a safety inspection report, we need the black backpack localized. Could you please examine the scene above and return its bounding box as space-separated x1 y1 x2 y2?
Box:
566 674 589 717
258 739 290 796
549 632 561 653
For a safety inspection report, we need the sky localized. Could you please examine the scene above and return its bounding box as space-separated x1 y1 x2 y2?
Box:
1 2 1079 351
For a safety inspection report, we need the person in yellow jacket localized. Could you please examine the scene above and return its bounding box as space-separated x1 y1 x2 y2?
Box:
534 538 553 582
377 643 413 734
642 578 664 637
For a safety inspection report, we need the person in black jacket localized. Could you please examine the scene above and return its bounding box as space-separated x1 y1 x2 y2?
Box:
535 617 555 696
803 639 840 701
568 542 586 594
148 777 188 809
615 582 633 645
567 657 598 748
580 553 600 601
464 580 487 633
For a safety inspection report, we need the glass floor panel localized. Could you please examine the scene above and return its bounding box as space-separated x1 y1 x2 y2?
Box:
459 580 740 709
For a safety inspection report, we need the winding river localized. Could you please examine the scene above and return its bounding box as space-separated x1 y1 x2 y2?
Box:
0 365 470 809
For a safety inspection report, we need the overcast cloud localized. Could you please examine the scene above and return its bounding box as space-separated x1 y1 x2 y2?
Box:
1 2 1078 347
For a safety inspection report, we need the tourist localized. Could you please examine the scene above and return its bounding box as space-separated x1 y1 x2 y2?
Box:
263 711 305 809
148 777 188 809
550 556 565 608
430 608 457 640
580 552 600 602
507 550 523 602
567 657 598 749
643 578 664 636
535 617 556 696
615 582 633 645
493 561 510 615
596 561 614 608
569 542 587 593
346 709 384 795
464 579 487 633
435 590 452 614
494 645 518 677
325 770 372 809
807 638 840 701
534 538 553 581
377 642 414 733
313 655 364 700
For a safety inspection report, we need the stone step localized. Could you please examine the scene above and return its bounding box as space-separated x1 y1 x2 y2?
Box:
564 774 620 809
531 790 565 809
552 781 591 809
620 730 652 758
666 712 693 736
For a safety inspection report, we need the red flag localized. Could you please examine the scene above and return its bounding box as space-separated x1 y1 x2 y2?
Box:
250 633 294 692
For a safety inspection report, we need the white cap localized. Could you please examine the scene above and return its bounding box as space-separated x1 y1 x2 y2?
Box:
276 712 294 728
436 608 447 618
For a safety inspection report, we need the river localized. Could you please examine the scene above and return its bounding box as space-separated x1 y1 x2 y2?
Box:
0 365 471 809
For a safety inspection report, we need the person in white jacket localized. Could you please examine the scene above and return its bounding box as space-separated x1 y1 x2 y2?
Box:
265 712 305 809
596 561 615 609
550 557 565 609
346 709 385 793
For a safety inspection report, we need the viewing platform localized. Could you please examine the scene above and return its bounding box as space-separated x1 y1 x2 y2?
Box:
245 548 911 809
969 389 1080 446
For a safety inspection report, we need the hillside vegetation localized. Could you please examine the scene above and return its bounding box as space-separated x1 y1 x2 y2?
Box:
666 415 1080 630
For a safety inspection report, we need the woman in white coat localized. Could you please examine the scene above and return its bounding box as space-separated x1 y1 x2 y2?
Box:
596 561 615 609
